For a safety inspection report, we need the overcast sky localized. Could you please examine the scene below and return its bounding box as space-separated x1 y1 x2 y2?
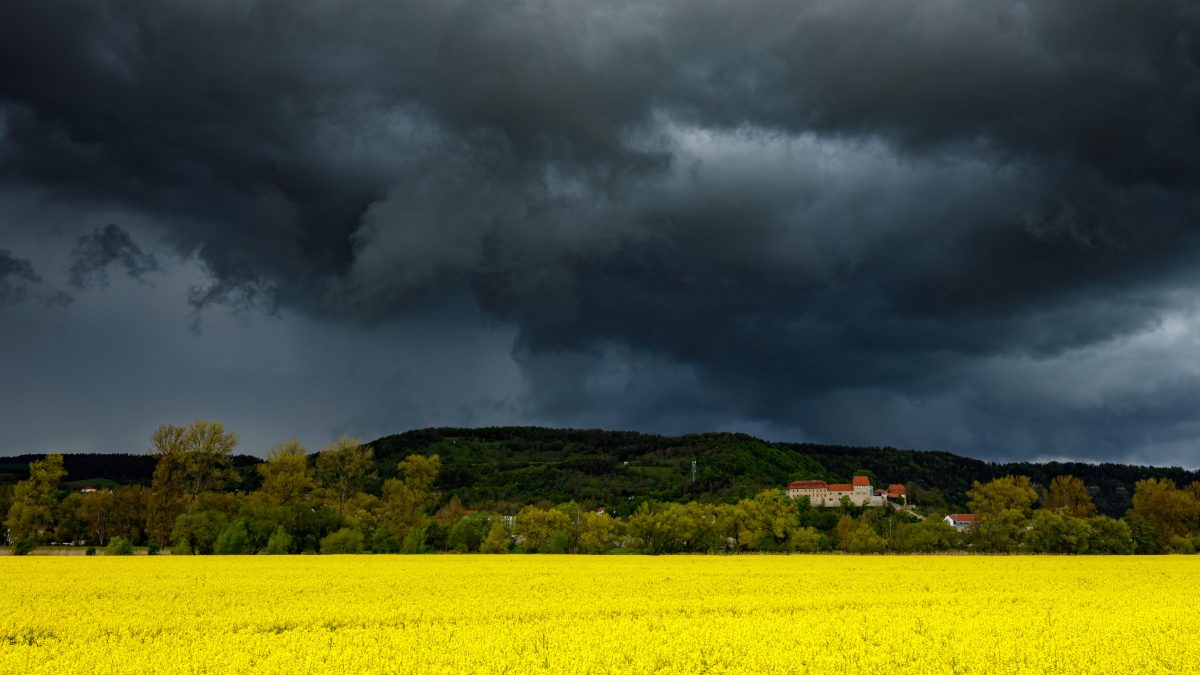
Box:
2 1 1200 466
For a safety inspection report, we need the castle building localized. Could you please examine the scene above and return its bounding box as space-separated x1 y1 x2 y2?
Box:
785 476 907 507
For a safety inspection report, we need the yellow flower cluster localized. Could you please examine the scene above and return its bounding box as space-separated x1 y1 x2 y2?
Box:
1 555 1196 673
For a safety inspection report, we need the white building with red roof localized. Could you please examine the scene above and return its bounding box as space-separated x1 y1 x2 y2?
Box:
785 476 905 507
943 514 976 531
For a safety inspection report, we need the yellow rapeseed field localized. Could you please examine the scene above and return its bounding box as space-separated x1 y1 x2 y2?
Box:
1 555 1197 673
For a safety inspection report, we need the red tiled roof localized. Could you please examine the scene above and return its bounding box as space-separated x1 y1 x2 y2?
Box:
852 475 871 487
887 484 907 495
827 484 853 491
948 513 977 522
787 480 828 489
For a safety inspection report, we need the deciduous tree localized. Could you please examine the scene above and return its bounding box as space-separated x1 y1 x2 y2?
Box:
577 511 619 554
4 454 67 543
968 475 1038 518
380 454 441 546
149 421 239 529
512 505 570 553
314 437 374 518
1042 475 1097 518
479 518 512 553
967 475 1039 552
1128 478 1200 552
257 440 314 506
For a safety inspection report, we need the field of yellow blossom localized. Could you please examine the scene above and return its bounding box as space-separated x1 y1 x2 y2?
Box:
1 555 1197 673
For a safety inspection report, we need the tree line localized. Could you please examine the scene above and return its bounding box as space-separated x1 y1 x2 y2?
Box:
4 421 1200 554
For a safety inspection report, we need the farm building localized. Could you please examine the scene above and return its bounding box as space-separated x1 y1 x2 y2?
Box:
944 514 977 531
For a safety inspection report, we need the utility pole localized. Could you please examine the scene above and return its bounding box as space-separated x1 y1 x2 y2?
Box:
691 459 697 483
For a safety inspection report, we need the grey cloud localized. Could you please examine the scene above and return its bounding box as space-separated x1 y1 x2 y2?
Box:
68 224 158 289
1 1 1200 462
0 248 41 305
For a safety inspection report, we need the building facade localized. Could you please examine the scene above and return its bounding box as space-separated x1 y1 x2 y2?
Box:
944 513 976 531
785 476 907 507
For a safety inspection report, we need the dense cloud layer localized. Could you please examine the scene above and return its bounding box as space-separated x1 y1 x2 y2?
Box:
69 224 158 289
2 1 1199 463
0 249 41 305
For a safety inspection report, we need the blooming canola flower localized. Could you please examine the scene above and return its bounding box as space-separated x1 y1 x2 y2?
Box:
1 555 1196 673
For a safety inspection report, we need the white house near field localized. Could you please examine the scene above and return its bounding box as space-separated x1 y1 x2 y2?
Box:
785 476 907 507
944 513 977 531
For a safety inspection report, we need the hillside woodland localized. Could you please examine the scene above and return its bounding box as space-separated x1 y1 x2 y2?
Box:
3 425 1200 555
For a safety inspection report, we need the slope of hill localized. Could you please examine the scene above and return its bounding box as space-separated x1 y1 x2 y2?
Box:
366 427 828 513
366 427 1200 517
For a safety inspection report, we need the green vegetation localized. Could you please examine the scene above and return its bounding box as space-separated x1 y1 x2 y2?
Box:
4 425 1200 555
105 536 134 555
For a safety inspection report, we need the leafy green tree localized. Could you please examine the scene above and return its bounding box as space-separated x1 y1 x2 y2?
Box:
1085 516 1134 554
577 511 619 554
214 518 254 554
892 520 958 553
906 483 947 512
1024 511 1090 554
57 492 89 544
683 502 723 551
967 475 1039 552
845 523 887 553
512 505 571 553
435 495 468 528
968 475 1038 517
264 526 293 554
321 527 365 554
1126 511 1165 554
171 509 229 554
786 526 824 552
257 440 314 506
550 502 586 553
447 514 492 552
725 491 801 552
292 503 341 553
1042 475 1097 518
314 436 374 518
479 519 512 553
832 514 857 551
110 486 149 544
631 502 708 554
0 484 13 530
105 536 134 556
76 490 115 545
1128 478 1200 552
380 454 441 547
969 509 1027 552
148 421 239 546
4 454 67 543
400 527 429 553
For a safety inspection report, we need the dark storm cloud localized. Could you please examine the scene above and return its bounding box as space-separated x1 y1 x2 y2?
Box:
2 0 1200 461
0 249 41 305
68 224 158 289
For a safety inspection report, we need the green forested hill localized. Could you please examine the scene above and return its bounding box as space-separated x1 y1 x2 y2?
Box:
366 427 829 514
366 427 1200 517
4 427 1198 517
